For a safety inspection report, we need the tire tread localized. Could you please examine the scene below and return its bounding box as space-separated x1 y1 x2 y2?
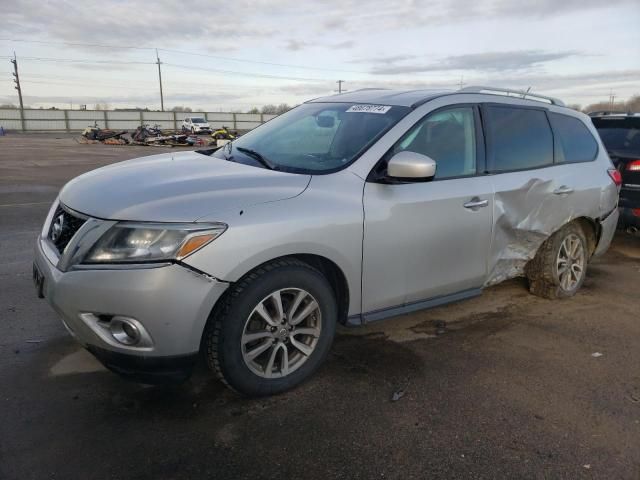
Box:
525 222 588 299
204 257 323 394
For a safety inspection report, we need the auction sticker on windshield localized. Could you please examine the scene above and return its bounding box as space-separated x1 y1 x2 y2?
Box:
346 105 392 114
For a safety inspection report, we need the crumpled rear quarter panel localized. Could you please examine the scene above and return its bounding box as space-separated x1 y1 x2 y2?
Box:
486 161 614 286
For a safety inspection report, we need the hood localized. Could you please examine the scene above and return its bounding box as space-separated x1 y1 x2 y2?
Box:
59 151 311 222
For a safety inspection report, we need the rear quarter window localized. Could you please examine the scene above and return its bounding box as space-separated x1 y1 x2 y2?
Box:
485 106 554 172
549 113 598 163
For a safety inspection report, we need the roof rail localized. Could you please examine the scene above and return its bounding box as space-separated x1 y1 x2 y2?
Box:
459 86 566 107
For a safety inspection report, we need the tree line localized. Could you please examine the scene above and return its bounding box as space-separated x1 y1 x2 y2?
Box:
569 94 640 113
2 97 638 114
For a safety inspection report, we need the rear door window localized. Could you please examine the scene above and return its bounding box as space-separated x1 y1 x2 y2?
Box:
549 113 598 163
485 106 553 172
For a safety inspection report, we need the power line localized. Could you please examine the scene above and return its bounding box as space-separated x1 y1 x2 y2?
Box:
164 63 328 82
0 38 155 51
10 56 155 65
2 54 338 82
157 48 366 74
9 72 269 92
0 38 367 74
16 79 157 90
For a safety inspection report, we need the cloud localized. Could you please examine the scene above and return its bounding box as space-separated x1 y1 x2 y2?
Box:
284 38 355 51
273 68 640 104
353 54 420 65
284 39 310 51
3 0 277 50
1 0 637 110
5 0 635 51
370 50 582 74
489 0 638 18
333 40 355 49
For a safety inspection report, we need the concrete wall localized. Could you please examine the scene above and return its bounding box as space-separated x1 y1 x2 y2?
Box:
0 108 278 132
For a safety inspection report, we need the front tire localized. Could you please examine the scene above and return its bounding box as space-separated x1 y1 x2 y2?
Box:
526 222 588 299
204 258 337 396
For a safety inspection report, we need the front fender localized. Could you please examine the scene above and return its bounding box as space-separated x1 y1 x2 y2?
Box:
183 171 365 316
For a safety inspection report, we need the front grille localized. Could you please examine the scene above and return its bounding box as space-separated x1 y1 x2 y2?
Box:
48 205 87 254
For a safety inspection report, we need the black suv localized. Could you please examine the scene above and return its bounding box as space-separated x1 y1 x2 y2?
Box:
591 112 640 230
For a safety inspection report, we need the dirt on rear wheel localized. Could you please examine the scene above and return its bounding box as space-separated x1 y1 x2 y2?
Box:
526 222 589 300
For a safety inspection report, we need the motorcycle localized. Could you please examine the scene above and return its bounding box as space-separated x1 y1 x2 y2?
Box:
131 124 189 146
211 126 238 147
81 121 129 144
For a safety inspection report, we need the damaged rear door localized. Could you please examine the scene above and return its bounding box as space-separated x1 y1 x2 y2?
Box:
482 104 600 285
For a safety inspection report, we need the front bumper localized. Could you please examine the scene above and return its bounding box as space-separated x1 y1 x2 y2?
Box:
88 346 198 384
34 237 229 363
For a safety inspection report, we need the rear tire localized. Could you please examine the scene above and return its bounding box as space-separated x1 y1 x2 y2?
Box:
526 222 588 299
204 258 337 396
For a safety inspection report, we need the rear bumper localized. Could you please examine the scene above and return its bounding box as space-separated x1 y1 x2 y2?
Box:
594 208 619 257
619 206 640 229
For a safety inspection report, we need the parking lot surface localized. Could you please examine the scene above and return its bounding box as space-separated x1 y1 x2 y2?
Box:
1 134 639 480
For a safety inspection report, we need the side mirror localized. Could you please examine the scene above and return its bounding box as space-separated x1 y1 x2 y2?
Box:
387 151 437 180
316 115 335 128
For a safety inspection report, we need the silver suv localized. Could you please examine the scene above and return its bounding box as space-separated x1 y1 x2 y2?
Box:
34 87 619 396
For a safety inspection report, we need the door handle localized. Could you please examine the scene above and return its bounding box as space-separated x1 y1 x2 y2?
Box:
553 185 574 195
463 197 489 210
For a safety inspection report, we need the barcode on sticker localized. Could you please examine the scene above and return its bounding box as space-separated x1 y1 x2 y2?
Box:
346 104 392 114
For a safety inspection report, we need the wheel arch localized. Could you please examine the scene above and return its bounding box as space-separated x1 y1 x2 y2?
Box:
288 254 350 325
572 216 599 258
206 253 351 331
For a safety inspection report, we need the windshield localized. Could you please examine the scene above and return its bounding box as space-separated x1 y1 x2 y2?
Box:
211 102 410 173
592 117 640 154
192 117 207 124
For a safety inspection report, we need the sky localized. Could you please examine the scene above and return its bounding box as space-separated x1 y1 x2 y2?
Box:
1 0 639 112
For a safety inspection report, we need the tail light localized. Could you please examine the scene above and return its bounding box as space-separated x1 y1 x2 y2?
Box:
626 160 640 172
632 209 640 217
607 168 622 187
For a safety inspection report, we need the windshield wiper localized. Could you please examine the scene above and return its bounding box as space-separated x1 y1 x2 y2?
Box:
236 147 277 170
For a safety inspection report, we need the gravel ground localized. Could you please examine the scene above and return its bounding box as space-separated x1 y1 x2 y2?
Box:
1 134 639 480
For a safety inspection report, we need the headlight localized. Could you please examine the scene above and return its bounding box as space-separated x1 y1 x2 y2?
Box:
83 222 227 264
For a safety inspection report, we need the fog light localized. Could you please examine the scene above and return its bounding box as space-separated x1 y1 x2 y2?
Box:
79 313 154 349
110 317 141 346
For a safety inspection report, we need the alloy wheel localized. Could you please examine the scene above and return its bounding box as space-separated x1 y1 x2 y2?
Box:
556 233 585 291
241 288 322 379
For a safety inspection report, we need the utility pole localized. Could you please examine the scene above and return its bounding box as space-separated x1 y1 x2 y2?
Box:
156 49 164 112
336 80 345 94
10 52 25 131
457 75 465 89
609 90 616 110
